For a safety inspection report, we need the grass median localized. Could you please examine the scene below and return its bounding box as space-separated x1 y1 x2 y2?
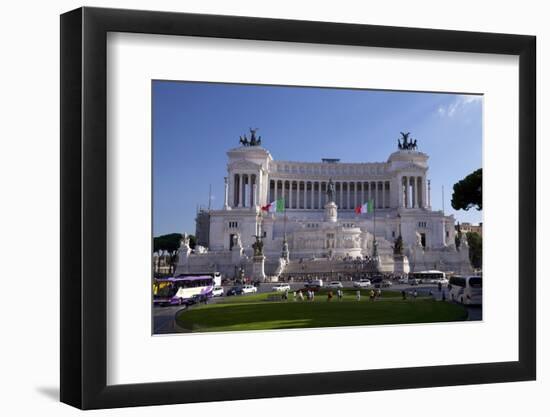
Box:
175 290 468 333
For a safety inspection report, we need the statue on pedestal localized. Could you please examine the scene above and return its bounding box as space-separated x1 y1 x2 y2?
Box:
252 234 264 257
393 235 404 255
326 178 335 202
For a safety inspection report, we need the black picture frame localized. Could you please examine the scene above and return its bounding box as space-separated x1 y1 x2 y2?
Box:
60 6 536 410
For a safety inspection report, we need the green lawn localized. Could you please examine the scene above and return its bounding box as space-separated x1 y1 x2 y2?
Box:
175 290 468 333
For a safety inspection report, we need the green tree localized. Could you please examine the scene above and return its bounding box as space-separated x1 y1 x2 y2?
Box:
466 231 482 269
153 233 183 253
153 233 196 275
451 168 482 211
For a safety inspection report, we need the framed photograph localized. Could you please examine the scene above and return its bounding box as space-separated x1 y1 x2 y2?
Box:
60 6 536 410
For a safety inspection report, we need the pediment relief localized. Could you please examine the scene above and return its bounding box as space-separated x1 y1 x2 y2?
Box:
228 160 262 171
389 161 428 173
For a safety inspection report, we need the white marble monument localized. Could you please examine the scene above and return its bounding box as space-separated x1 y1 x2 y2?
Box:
174 130 473 279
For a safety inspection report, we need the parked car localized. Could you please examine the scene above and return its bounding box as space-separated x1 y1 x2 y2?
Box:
353 279 372 288
241 285 258 294
226 286 243 296
435 278 449 285
327 281 344 289
305 279 323 288
408 277 421 286
379 279 393 288
272 283 291 292
398 276 409 284
212 286 224 297
185 293 210 306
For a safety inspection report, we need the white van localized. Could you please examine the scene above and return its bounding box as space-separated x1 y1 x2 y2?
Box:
448 276 482 305
305 279 323 288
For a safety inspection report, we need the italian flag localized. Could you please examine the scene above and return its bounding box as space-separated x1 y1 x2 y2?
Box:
355 200 374 214
261 198 285 213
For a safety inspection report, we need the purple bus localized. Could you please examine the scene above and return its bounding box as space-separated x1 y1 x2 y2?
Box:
153 275 215 306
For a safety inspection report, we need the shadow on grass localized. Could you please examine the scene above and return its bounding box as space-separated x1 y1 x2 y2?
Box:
177 299 468 333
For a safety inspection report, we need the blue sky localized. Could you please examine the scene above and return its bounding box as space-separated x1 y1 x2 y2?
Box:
153 81 483 236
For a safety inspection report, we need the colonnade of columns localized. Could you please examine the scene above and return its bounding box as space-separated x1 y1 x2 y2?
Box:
401 176 426 208
268 179 391 210
231 173 259 208
228 173 427 210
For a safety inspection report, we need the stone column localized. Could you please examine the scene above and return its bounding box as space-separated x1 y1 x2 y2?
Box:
404 176 409 208
253 173 257 207
382 181 386 209
257 171 263 205
229 174 235 208
250 175 254 207
250 174 254 207
238 174 243 207
367 181 371 201
300 180 304 209
422 177 428 208
319 182 323 208
310 182 314 209
428 179 432 208
283 180 290 208
298 180 301 209
224 176 229 209
417 177 422 208
339 182 343 208
292 180 296 209
414 177 418 208
288 181 292 209
247 174 251 208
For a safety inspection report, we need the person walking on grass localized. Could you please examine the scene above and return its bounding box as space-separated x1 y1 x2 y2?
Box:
356 289 361 301
298 290 304 301
413 290 418 301
369 289 375 302
401 290 407 300
327 291 333 302
376 288 382 299
337 288 343 301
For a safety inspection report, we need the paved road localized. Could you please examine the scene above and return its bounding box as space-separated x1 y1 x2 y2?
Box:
153 282 481 334
153 305 189 334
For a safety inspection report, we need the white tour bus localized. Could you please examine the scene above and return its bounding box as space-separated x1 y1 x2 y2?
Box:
448 275 482 305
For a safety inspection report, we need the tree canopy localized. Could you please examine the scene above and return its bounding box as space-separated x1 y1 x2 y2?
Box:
153 233 196 253
451 168 482 211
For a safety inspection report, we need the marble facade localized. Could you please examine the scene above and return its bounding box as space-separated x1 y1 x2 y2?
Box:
175 138 472 279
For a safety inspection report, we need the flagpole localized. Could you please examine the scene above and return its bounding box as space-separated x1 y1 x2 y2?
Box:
373 197 376 248
283 198 287 238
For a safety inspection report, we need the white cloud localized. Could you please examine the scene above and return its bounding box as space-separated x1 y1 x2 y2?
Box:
437 94 482 117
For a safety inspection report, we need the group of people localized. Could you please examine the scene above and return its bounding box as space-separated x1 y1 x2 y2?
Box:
356 288 382 302
292 289 317 302
291 288 386 302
